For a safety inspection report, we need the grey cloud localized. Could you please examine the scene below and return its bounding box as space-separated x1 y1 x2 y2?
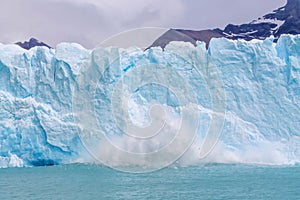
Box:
121 6 161 28
1 0 119 48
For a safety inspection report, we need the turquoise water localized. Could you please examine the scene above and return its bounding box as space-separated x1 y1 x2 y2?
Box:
1 164 300 200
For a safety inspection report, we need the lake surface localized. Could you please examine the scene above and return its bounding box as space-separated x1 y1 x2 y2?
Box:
1 164 300 200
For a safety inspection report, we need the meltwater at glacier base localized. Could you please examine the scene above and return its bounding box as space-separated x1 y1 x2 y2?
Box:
0 35 299 168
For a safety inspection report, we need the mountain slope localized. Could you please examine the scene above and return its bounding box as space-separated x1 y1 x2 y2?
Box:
150 0 300 49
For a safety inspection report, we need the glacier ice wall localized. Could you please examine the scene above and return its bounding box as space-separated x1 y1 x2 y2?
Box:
0 43 90 167
0 35 300 168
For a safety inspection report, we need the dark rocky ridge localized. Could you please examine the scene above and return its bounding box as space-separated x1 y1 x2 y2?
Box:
150 0 300 49
15 38 51 50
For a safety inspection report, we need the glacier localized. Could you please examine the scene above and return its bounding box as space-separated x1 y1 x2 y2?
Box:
0 35 300 168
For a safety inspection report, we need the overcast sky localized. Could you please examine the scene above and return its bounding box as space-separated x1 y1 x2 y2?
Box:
0 0 287 48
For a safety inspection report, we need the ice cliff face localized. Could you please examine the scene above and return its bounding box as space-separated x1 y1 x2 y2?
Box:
0 43 90 167
0 35 300 168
